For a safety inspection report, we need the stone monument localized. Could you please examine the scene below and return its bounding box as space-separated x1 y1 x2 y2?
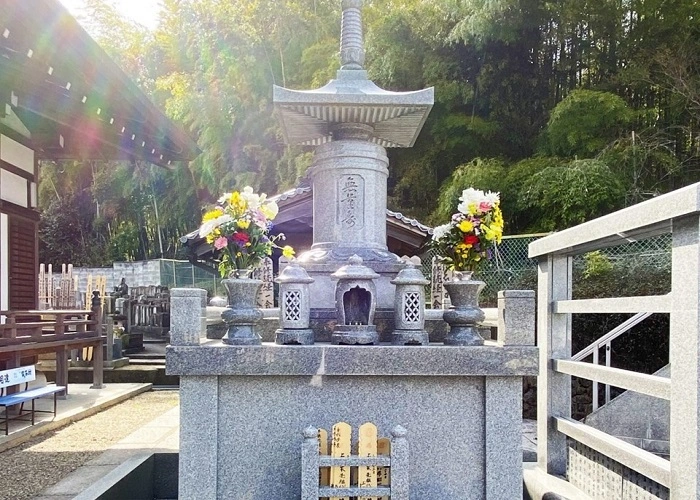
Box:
273 0 433 325
169 2 537 499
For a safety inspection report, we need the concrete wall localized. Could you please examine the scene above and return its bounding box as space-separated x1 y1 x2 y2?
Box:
113 261 162 288
68 260 165 295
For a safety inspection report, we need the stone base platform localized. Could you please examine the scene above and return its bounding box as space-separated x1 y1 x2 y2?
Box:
167 342 538 500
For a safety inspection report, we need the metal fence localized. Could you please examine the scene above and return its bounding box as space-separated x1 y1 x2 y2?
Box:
159 233 672 306
159 259 223 298
422 232 672 306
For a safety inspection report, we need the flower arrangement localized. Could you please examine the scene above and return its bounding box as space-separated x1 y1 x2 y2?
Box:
199 187 295 278
431 188 504 273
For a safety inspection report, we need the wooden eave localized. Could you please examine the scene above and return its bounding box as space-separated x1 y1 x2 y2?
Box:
0 0 198 167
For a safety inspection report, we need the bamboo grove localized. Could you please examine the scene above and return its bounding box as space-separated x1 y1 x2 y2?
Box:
38 0 700 264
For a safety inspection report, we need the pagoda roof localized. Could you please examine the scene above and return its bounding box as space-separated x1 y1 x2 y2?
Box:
0 0 198 167
273 70 433 148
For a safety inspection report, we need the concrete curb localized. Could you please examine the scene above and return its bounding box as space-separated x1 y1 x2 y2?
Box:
523 462 593 500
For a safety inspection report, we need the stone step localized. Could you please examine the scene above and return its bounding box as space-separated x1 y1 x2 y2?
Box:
43 364 178 386
128 358 166 366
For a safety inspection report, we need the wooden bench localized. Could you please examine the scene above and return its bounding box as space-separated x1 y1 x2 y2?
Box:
0 365 65 435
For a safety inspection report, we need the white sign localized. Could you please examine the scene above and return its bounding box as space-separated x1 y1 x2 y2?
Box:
0 365 36 389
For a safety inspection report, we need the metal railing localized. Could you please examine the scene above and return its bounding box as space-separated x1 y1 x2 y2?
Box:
529 182 700 498
571 311 655 410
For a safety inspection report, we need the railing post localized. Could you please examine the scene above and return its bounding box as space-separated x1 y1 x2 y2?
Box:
497 289 535 346
54 313 65 340
390 425 409 500
301 426 319 500
670 215 700 498
105 317 114 363
537 254 572 475
55 345 68 397
488 289 534 499
91 335 104 389
170 288 207 345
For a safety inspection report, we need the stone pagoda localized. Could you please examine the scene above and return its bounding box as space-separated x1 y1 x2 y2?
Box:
273 0 434 320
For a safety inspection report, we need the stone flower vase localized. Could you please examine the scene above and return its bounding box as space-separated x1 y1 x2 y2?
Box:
443 272 486 346
221 270 263 345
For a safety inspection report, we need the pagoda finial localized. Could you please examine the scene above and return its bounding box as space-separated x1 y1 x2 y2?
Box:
340 0 365 70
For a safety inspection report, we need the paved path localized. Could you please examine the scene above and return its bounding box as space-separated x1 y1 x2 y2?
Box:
523 418 538 462
0 389 178 500
0 383 152 453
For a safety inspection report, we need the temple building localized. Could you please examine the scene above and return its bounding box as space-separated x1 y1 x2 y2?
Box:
0 0 198 311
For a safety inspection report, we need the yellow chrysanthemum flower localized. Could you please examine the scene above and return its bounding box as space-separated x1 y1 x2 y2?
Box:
458 220 474 233
260 201 279 220
202 208 224 222
282 245 295 259
229 192 247 213
237 219 251 229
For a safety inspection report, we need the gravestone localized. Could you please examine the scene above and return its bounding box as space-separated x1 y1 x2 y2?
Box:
430 256 453 309
253 257 274 308
168 2 537 499
273 0 433 324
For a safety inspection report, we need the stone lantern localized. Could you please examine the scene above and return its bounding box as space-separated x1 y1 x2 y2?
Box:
331 255 379 345
275 261 315 345
390 263 429 345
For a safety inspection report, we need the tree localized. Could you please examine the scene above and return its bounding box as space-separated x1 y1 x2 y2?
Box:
431 158 507 224
543 90 634 158
519 159 625 231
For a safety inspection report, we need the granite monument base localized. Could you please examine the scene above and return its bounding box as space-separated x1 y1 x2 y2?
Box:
167 343 537 500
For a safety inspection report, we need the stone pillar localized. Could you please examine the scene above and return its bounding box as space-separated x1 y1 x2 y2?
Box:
537 255 572 475
308 139 390 258
170 288 207 346
485 376 522 499
301 427 320 499
179 376 218 500
670 215 700 498
497 290 536 346
489 289 536 497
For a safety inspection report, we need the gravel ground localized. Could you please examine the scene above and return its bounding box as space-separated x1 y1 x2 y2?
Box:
0 390 179 500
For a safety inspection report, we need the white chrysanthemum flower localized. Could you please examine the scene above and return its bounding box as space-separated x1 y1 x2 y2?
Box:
198 214 233 237
432 222 453 241
457 188 485 213
260 200 279 220
459 188 485 205
484 191 500 205
241 186 262 210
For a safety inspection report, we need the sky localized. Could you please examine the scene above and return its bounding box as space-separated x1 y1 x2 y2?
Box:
58 0 163 30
